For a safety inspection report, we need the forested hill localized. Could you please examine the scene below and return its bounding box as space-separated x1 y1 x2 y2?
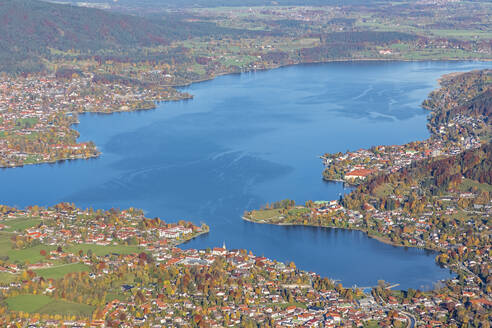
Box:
344 69 492 211
424 70 492 127
343 143 492 212
0 0 254 72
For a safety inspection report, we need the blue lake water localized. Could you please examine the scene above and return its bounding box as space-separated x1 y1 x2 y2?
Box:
1 61 490 289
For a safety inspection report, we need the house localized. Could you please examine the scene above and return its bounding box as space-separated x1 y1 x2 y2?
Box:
379 49 393 55
344 169 373 181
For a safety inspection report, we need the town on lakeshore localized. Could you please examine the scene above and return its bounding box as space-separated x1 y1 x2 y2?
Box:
0 70 489 327
0 0 491 327
321 70 490 185
244 70 492 327
0 72 191 167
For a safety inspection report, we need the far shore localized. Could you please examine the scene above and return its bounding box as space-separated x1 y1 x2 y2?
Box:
2 57 489 170
168 56 492 89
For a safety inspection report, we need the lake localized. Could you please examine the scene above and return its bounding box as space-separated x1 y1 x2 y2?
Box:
1 61 490 289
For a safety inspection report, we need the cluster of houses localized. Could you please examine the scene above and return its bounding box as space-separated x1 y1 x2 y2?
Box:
4 239 489 327
0 205 206 264
1 246 410 327
0 73 183 167
322 91 487 185
322 123 482 184
21 221 198 248
1 198 490 327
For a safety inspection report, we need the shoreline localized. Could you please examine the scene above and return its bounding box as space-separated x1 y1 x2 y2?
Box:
241 214 456 290
0 56 477 303
2 57 489 170
240 66 483 292
175 228 210 247
170 56 492 89
242 215 439 252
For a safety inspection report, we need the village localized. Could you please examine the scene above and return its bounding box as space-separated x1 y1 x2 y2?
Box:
0 72 190 168
0 204 403 327
244 178 491 327
0 204 208 268
2 208 490 328
244 69 492 327
321 119 484 185
1 201 489 327
322 69 491 186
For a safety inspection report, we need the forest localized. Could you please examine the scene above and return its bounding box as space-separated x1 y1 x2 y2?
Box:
1 0 491 74
0 0 260 72
343 143 492 211
424 69 492 130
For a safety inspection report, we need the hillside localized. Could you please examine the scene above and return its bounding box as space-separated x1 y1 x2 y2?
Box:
343 143 492 212
0 0 252 72
425 70 492 123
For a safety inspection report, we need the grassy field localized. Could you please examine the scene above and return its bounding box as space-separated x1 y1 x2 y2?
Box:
0 242 56 264
34 263 90 279
1 217 41 232
0 232 55 264
6 294 94 316
373 183 396 198
64 244 142 257
249 208 283 221
38 299 94 316
0 230 141 259
427 29 492 40
459 178 492 193
400 48 488 61
0 232 12 256
0 272 17 283
248 207 311 224
6 294 53 313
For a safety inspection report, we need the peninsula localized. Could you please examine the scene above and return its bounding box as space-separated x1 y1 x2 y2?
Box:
245 70 492 327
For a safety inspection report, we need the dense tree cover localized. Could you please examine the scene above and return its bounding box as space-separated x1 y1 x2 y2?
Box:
461 89 492 124
343 143 492 211
425 70 492 127
2 0 490 75
0 0 259 73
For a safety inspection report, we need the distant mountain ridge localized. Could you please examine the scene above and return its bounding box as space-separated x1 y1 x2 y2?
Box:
0 0 172 50
53 0 406 10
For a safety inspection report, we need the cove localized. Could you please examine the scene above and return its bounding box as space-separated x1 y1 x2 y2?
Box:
1 61 490 290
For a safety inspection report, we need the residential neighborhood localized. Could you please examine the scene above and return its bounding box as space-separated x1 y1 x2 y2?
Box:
0 73 190 167
0 0 490 326
322 69 490 185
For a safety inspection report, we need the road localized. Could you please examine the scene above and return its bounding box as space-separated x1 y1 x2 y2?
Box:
401 311 416 328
